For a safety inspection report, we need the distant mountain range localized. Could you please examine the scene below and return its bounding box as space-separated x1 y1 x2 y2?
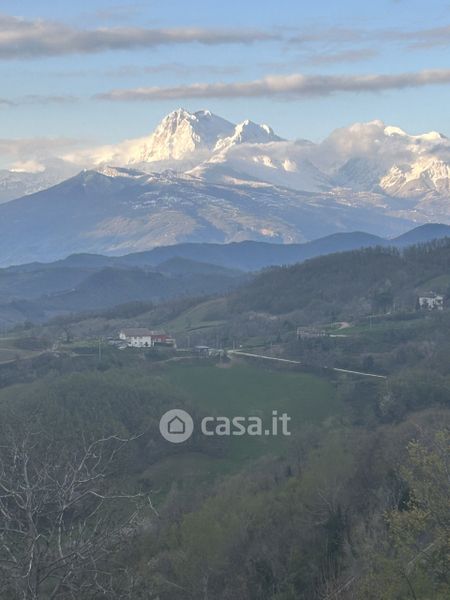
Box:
25 222 450 271
0 167 416 266
0 222 448 328
2 108 450 202
2 108 450 265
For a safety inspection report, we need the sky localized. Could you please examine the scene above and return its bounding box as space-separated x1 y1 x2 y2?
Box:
2 0 450 168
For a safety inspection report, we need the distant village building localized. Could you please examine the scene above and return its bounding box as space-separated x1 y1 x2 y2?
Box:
418 293 444 311
119 329 176 348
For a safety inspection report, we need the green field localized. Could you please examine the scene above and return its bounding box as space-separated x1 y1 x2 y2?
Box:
158 297 228 337
146 362 342 497
163 363 339 426
332 314 428 336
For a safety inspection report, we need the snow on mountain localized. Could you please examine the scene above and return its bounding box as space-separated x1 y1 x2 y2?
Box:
128 108 236 162
93 165 148 179
185 117 450 196
3 107 450 239
50 110 450 200
315 120 448 172
384 125 446 143
65 108 236 169
214 119 282 152
188 141 330 192
380 157 450 198
313 120 450 197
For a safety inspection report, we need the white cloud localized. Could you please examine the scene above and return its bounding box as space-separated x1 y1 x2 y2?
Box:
0 137 86 169
9 159 46 173
0 14 278 59
95 69 450 101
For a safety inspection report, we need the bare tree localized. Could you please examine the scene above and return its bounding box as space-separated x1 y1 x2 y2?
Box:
0 430 156 599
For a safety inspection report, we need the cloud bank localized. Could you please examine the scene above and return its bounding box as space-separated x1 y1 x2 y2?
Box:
0 14 277 59
95 69 450 101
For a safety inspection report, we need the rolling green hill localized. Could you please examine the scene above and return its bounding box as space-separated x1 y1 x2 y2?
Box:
230 240 450 321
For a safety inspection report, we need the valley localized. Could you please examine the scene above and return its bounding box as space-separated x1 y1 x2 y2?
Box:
1 239 449 598
2 2 450 598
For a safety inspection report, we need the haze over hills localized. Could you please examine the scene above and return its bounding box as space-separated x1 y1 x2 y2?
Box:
10 223 449 273
0 167 415 266
0 222 448 328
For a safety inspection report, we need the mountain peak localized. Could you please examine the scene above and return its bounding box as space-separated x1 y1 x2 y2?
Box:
130 108 235 163
214 119 282 152
384 124 446 142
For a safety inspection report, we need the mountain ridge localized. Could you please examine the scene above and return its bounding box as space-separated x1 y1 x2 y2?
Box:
7 222 450 272
0 222 448 328
0 167 414 266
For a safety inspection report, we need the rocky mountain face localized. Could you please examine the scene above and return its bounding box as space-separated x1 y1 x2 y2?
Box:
128 108 236 162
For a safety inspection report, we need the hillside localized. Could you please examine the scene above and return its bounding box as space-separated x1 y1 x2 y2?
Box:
230 239 450 321
0 223 449 328
0 260 247 327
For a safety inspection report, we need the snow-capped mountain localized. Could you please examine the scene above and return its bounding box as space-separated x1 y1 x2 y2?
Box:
214 119 282 152
6 108 450 203
63 108 236 169
380 157 450 198
129 108 236 162
188 142 330 192
2 108 450 259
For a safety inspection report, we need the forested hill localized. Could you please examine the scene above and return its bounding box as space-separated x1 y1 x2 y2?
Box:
230 240 450 319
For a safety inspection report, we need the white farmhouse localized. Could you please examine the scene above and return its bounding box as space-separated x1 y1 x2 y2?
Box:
119 328 176 348
418 293 444 311
119 328 154 347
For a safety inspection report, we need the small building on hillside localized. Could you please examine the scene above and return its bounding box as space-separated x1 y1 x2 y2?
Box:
119 329 176 348
418 293 444 311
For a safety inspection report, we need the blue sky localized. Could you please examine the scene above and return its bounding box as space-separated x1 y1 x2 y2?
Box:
2 0 450 167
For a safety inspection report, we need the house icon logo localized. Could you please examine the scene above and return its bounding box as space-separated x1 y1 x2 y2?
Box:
168 415 186 435
160 409 194 443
